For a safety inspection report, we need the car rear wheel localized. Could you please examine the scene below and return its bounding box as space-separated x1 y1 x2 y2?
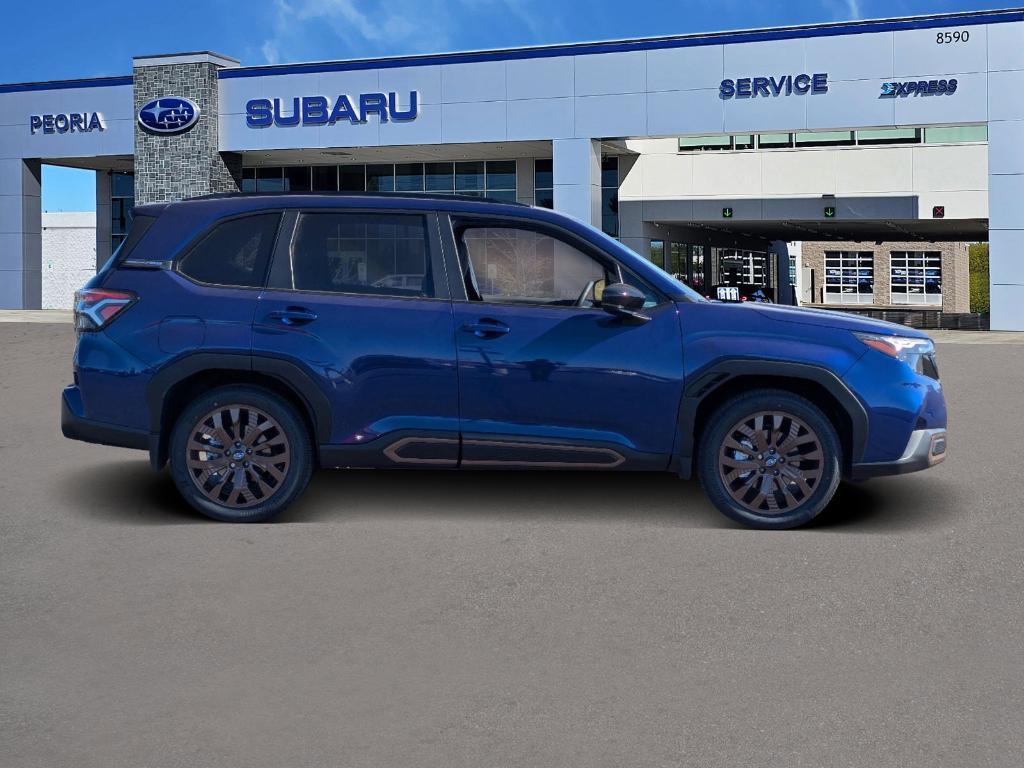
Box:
697 390 841 529
169 385 313 522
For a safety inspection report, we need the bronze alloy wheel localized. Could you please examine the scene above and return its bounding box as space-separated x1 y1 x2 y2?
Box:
717 410 825 515
185 404 291 509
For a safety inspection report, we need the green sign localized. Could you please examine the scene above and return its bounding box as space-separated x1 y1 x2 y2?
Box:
722 207 733 218
824 206 836 218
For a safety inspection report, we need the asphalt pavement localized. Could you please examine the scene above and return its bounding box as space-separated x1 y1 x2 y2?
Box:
2 322 1022 768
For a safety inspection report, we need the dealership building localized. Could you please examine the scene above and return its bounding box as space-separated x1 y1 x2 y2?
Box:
1 8 1022 327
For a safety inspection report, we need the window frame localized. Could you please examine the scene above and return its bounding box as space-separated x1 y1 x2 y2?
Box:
173 211 286 291
264 207 450 302
440 211 666 310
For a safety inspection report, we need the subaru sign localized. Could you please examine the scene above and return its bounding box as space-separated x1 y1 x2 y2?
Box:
137 97 201 134
880 78 958 97
245 92 418 128
719 73 828 99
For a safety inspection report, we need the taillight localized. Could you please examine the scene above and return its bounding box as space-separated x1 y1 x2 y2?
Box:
73 288 136 332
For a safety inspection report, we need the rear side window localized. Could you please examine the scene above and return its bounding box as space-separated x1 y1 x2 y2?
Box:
271 212 433 298
178 213 281 288
113 214 155 262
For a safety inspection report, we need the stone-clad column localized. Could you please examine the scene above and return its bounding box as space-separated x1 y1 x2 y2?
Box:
132 52 243 205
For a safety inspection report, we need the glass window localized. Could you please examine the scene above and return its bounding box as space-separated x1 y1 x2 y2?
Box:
688 245 706 292
459 226 609 306
394 163 424 192
111 172 134 198
856 128 920 145
242 167 257 192
924 125 988 143
455 161 485 195
601 157 619 187
891 251 941 305
668 242 685 277
113 215 155 262
178 214 280 288
339 165 366 191
487 189 518 202
679 135 732 151
534 158 553 190
283 166 311 192
601 188 618 237
278 212 432 298
311 166 338 192
366 164 394 192
757 133 793 148
824 251 874 305
256 167 285 192
534 159 553 209
794 131 855 147
649 240 665 269
425 162 454 193
733 134 754 150
486 161 517 194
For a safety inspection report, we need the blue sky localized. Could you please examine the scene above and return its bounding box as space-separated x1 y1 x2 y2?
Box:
18 0 1007 211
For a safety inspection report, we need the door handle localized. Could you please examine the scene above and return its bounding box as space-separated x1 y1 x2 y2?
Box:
461 320 510 338
267 307 318 326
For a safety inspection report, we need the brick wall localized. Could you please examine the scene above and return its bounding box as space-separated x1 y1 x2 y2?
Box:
800 240 970 313
41 212 96 309
133 60 241 204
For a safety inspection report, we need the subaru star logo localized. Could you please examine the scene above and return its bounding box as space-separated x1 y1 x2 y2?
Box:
137 96 200 134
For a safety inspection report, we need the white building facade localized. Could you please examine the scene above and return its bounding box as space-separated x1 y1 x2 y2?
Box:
1 9 1021 327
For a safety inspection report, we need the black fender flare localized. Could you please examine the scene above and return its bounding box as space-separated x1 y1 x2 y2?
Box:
675 359 869 478
145 352 333 468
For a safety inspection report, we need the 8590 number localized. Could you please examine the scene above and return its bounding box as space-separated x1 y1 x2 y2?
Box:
937 30 969 44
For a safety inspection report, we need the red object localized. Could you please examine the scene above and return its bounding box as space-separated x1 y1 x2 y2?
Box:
932 206 945 219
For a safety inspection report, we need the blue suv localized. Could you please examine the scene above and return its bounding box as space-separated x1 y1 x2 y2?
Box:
62 193 947 529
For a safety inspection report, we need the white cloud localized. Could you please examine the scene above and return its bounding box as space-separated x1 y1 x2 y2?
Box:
843 0 863 20
258 0 561 65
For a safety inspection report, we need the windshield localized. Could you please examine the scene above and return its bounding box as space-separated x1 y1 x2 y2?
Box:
588 227 708 303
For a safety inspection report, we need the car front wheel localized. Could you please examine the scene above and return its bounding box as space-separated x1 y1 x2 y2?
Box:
169 385 313 522
698 390 842 529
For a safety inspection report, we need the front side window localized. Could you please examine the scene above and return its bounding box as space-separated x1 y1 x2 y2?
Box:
178 213 281 288
458 226 611 307
276 212 433 298
824 251 874 305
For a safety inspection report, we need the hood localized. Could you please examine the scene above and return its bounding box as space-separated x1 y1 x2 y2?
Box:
746 303 931 338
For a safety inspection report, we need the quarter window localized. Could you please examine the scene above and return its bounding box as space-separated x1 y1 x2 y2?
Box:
459 226 610 307
276 212 433 298
178 213 281 288
824 251 874 305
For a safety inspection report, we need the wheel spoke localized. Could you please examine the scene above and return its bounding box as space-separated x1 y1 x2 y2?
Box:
184 403 292 510
718 408 826 517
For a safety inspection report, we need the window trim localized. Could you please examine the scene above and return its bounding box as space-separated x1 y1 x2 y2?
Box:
263 207 450 302
173 210 287 291
440 211 666 310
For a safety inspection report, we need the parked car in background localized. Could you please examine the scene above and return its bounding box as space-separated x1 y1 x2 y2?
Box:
63 193 947 529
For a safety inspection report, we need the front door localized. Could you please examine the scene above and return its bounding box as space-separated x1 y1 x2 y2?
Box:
252 209 460 466
445 218 684 468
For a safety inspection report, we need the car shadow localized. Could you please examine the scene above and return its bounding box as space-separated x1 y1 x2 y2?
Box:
63 460 959 533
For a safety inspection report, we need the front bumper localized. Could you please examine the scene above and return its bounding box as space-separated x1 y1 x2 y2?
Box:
850 427 947 479
61 385 149 452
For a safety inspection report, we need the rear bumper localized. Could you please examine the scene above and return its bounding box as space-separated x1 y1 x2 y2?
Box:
61 385 149 452
850 428 947 479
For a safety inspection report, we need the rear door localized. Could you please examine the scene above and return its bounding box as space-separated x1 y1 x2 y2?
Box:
442 215 684 468
252 208 460 466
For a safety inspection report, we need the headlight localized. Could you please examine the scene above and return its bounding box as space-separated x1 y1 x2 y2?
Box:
853 332 938 378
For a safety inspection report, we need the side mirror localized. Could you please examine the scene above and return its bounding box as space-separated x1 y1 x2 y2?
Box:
600 282 650 322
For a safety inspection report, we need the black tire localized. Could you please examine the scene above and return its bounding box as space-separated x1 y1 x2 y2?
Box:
697 390 842 530
169 385 313 522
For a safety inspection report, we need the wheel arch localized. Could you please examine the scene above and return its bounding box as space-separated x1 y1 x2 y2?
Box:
146 353 332 470
675 360 868 479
